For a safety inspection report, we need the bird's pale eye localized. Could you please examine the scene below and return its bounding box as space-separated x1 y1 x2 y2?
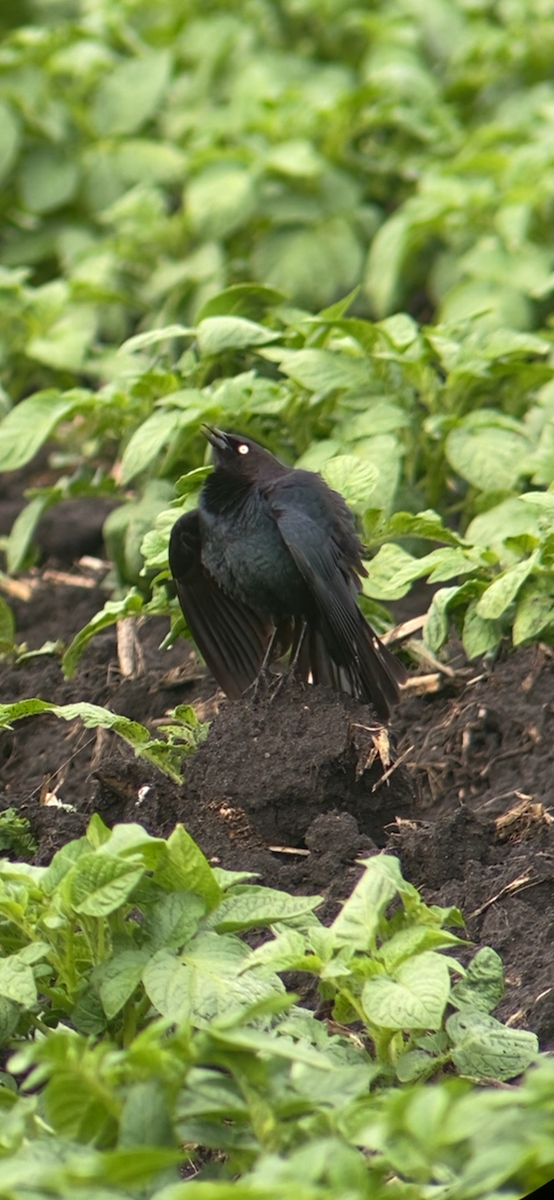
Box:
238 444 249 455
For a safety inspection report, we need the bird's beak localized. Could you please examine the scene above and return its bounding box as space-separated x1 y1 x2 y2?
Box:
201 425 228 451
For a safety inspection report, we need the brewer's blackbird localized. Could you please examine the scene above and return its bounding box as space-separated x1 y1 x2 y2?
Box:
169 427 406 719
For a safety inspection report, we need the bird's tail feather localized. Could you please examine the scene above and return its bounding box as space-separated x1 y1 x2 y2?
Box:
299 618 405 721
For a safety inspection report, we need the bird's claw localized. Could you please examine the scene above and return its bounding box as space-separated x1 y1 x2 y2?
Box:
244 667 276 702
267 663 306 702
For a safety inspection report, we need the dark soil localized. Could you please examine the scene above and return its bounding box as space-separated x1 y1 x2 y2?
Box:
3 489 554 1047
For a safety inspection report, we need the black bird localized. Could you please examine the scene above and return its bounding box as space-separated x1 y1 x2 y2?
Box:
169 427 406 719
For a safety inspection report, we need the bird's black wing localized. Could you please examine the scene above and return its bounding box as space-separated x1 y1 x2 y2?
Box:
270 502 405 719
169 510 271 699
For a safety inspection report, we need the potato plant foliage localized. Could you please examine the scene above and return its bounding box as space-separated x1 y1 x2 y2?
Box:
0 821 546 1199
2 0 554 663
3 1 554 1195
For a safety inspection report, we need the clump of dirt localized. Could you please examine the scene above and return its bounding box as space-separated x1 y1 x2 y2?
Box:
3 491 554 1045
183 683 415 847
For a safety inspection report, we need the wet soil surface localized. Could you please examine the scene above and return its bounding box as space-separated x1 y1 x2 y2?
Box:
3 492 554 1047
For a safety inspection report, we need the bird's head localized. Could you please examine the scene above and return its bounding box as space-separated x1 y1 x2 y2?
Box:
201 426 286 483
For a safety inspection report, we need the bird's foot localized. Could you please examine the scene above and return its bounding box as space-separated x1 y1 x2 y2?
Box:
244 666 299 703
245 667 277 703
267 663 305 702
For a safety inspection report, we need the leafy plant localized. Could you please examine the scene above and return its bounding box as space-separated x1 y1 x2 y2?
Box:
0 823 536 1073
0 815 320 1044
245 853 536 1084
363 497 554 661
0 698 208 782
0 808 37 859
0 821 546 1199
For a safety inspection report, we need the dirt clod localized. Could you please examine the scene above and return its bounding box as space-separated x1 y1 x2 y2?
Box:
183 683 415 847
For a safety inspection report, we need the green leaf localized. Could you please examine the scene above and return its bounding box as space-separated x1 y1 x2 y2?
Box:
362 952 451 1031
476 555 538 619
378 313 420 349
341 401 409 441
117 1079 174 1153
0 100 20 184
365 211 410 317
44 1070 117 1143
266 348 371 393
424 586 463 653
113 139 186 186
253 218 363 309
187 165 258 240
119 325 193 354
379 927 466 974
141 950 191 1024
450 948 504 1014
447 1011 538 1081
140 509 178 572
96 950 150 1019
143 934 279 1025
62 592 144 678
354 435 402 514
0 390 91 472
54 699 149 740
513 578 554 644
0 996 19 1046
5 495 51 574
99 823 166 867
366 544 479 597
321 455 379 509
142 891 205 951
366 540 477 595
86 813 112 850
466 498 541 565
446 424 529 491
395 1048 437 1082
65 853 145 916
0 956 37 1008
71 990 108 1037
41 837 90 894
362 544 421 601
92 51 172 136
210 888 322 933
265 139 324 178
155 825 221 911
245 928 314 974
19 149 79 214
520 490 554 511
174 466 213 497
196 283 286 322
426 548 481 584
462 600 503 658
0 695 182 781
27 305 97 371
17 942 50 965
385 510 464 547
439 279 533 330
196 316 280 356
120 409 182 484
332 856 406 948
0 594 15 647
84 1146 182 1186
295 439 343 471
314 286 360 322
